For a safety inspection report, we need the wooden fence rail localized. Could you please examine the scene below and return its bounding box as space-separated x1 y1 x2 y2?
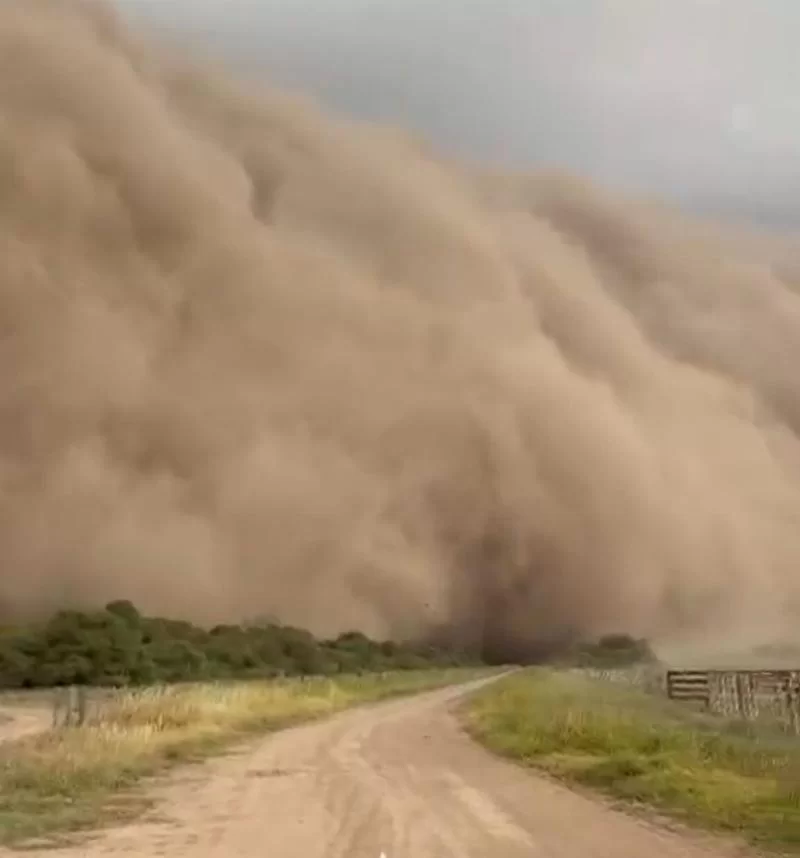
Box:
665 670 710 706
666 669 800 733
579 667 800 734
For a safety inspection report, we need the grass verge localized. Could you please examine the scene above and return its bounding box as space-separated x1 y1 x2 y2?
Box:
0 667 490 848
463 669 800 853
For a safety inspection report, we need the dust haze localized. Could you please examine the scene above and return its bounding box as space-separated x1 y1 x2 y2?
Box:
2 0 800 660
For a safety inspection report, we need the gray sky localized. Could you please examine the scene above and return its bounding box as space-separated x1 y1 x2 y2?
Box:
118 0 800 227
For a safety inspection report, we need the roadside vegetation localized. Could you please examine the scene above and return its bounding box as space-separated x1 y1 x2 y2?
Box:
553 633 657 669
0 600 476 689
464 669 800 853
0 598 491 846
0 667 490 847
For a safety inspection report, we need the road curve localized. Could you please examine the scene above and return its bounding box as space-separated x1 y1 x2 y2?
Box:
7 676 754 858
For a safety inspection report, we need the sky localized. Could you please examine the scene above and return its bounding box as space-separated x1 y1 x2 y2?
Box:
117 0 800 227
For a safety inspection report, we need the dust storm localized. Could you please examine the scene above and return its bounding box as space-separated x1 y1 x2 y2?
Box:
1 0 800 661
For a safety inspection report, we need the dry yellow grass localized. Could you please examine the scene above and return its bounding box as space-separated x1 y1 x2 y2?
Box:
0 668 488 847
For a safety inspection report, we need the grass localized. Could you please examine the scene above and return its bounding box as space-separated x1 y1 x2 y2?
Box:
463 669 800 853
0 667 490 848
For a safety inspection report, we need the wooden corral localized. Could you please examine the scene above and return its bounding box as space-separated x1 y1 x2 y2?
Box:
666 669 800 732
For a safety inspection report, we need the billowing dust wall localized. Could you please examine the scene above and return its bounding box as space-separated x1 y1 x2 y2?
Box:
2 0 800 659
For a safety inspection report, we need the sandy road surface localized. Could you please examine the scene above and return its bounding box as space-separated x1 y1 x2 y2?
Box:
6 677 754 858
0 707 50 743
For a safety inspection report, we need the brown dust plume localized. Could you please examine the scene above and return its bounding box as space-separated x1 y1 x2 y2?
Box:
2 0 800 660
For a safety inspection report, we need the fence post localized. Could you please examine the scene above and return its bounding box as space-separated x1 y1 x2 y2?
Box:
77 685 87 726
789 672 800 736
734 672 750 717
67 685 76 727
52 685 88 728
52 687 63 728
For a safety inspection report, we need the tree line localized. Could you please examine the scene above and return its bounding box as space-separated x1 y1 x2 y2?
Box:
0 600 478 688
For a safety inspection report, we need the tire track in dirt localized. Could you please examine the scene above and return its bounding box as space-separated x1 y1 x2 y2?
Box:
2 677 758 858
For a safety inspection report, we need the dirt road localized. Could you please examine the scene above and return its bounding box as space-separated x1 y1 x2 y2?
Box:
0 707 50 744
8 677 753 858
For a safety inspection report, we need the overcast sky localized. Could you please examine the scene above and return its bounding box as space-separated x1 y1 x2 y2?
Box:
118 0 800 227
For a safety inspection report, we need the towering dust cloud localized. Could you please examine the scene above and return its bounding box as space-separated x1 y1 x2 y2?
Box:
2 0 800 660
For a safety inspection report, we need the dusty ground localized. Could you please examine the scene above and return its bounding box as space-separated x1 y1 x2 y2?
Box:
2 678 756 858
0 707 50 744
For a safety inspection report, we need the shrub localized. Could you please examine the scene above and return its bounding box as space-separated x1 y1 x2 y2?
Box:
561 633 656 668
0 601 479 688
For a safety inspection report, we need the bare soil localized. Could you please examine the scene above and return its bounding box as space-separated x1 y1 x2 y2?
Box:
0 679 758 857
0 707 50 744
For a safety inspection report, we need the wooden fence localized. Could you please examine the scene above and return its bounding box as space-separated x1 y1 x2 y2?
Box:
664 670 711 705
580 667 800 734
666 669 800 733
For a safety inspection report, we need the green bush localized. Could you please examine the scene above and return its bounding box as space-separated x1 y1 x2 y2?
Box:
0 601 478 688
560 633 656 668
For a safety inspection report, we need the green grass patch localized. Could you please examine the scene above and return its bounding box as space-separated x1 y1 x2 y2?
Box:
0 667 491 848
463 669 800 852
